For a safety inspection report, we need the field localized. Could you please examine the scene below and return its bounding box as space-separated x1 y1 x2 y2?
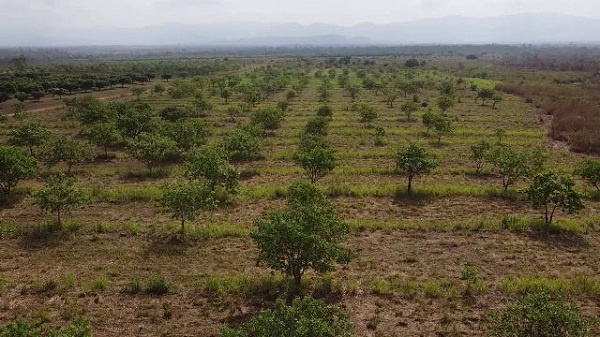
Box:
1 52 600 336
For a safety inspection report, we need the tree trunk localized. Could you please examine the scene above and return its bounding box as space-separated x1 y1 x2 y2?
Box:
407 176 413 194
180 215 185 234
57 208 62 227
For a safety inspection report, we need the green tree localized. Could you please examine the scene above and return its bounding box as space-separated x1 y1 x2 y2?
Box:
422 109 438 134
317 105 333 118
295 142 337 183
488 146 532 191
251 107 285 131
0 146 37 195
523 171 584 226
221 125 265 162
159 105 192 122
576 159 600 192
492 93 503 109
127 133 177 173
160 181 215 233
477 88 495 106
33 173 85 227
221 297 353 337
165 119 211 152
9 122 51 156
493 291 591 337
436 95 455 113
374 127 386 146
185 146 239 195
401 101 419 122
250 181 351 286
470 140 492 173
39 136 95 173
395 143 438 194
383 89 399 108
115 103 154 139
345 84 360 100
11 101 25 119
358 104 377 123
304 116 330 136
153 84 166 96
131 87 144 100
82 122 122 157
432 115 454 144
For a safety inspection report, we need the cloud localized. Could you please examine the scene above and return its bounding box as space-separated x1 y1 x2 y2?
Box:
155 0 220 9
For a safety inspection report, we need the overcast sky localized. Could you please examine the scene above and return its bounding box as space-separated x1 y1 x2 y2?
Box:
2 0 600 28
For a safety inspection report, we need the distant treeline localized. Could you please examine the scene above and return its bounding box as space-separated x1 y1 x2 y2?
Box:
3 44 600 64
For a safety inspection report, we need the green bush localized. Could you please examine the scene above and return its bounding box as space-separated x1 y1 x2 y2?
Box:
492 291 592 337
145 275 170 295
221 297 353 337
0 317 92 337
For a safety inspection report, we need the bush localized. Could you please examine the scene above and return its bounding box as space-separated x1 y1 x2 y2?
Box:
221 297 353 337
145 275 169 295
492 291 591 337
0 317 92 337
317 105 333 117
576 159 600 192
358 104 377 123
304 116 330 136
127 132 178 173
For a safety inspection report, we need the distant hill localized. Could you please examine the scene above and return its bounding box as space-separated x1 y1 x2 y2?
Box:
2 13 600 46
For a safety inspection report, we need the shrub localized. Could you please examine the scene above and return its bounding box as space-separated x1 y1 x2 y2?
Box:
0 317 92 337
221 297 353 337
145 275 169 295
492 291 591 337
294 143 337 183
184 146 239 195
159 181 216 233
317 105 333 117
39 136 95 173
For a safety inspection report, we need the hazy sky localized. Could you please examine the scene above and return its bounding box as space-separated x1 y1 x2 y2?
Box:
2 0 600 28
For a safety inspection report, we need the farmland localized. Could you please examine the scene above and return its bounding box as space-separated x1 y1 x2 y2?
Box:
1 50 600 336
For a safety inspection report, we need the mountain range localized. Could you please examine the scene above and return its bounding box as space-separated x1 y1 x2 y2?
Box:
3 13 600 46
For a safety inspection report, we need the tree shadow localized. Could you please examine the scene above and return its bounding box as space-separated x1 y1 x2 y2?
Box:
143 234 191 256
17 223 68 250
0 191 27 209
525 230 590 250
392 191 434 206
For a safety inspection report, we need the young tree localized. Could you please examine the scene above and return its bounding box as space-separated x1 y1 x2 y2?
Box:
436 95 455 113
374 127 386 146
358 104 377 123
39 136 95 173
33 173 85 227
115 103 155 139
477 88 495 106
153 84 166 96
401 101 419 122
488 145 531 191
127 133 177 173
316 105 333 118
165 119 211 152
523 171 584 226
184 146 239 195
470 140 492 173
82 122 122 157
160 181 215 234
383 89 399 108
221 125 265 162
11 101 25 119
0 146 38 195
131 87 144 100
277 100 289 113
422 109 438 134
159 105 191 122
250 181 351 286
251 107 285 131
492 93 503 109
9 122 51 156
304 116 330 136
295 142 337 183
345 84 360 100
395 143 438 194
576 159 600 192
432 115 454 144
493 291 591 337
221 297 353 337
